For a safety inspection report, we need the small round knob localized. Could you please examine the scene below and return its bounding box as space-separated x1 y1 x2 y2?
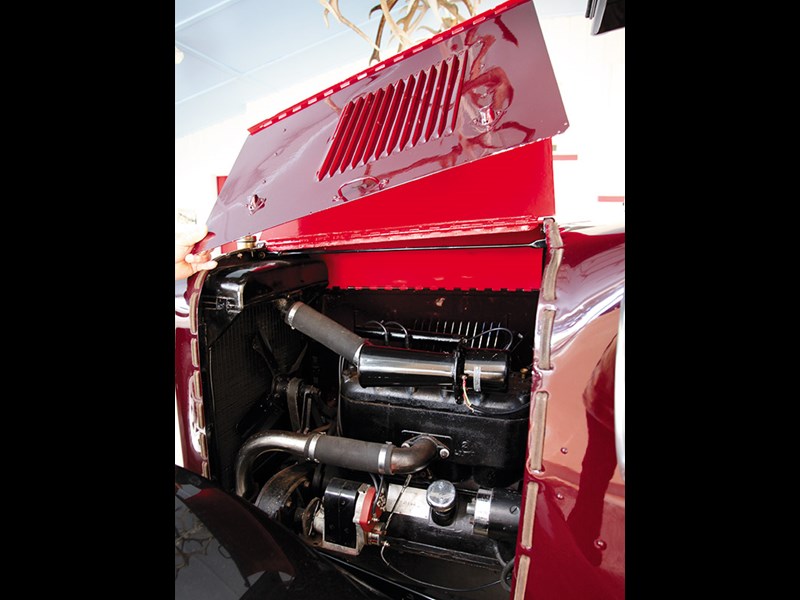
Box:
426 480 457 526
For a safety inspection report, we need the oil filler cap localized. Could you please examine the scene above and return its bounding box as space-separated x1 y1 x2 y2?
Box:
426 480 457 526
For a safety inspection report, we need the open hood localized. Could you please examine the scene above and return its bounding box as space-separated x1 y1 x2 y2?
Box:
204 0 568 252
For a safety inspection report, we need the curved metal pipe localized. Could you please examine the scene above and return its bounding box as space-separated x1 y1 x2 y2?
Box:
235 431 440 498
391 437 440 473
235 431 312 497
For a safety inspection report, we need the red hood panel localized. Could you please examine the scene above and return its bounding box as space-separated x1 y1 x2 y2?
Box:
204 0 567 251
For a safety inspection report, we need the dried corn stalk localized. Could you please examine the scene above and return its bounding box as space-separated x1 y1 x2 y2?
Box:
320 0 482 64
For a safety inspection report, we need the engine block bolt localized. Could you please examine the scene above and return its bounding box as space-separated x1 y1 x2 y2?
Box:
439 448 450 459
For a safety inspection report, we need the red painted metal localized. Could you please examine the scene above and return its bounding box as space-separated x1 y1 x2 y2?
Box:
321 244 543 291
515 223 625 600
216 175 228 195
247 0 532 136
202 0 567 253
175 272 213 479
176 1 624 597
250 140 555 253
175 326 204 475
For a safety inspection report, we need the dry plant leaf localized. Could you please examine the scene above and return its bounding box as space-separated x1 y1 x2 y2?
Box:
319 0 381 52
324 0 483 63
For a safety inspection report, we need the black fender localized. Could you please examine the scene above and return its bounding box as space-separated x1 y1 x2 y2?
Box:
175 465 389 599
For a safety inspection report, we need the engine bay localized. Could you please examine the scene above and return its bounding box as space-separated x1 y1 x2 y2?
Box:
197 249 540 596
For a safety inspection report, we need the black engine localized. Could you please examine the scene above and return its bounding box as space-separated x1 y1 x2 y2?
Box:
197 250 537 595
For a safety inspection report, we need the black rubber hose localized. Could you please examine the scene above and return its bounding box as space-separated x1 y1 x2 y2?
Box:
281 300 364 364
235 431 440 497
312 435 438 475
312 436 395 474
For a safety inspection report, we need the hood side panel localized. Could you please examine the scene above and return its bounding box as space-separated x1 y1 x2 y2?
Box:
252 139 553 251
205 0 567 251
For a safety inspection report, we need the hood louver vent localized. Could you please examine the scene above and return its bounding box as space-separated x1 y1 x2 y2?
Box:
317 52 468 181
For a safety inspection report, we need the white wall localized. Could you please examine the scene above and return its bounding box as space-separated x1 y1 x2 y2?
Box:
541 16 625 224
175 14 624 226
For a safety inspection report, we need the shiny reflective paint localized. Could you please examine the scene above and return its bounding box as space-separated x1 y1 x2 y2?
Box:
175 465 394 599
176 0 625 597
318 238 544 292
200 0 566 253
176 273 212 477
247 140 555 253
178 222 626 600
517 221 625 600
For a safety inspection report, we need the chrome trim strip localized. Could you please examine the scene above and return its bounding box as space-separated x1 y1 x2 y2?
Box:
191 371 202 400
520 481 538 549
513 553 531 600
190 337 200 368
199 433 208 459
541 218 563 302
615 290 625 482
529 392 548 471
541 248 562 302
538 309 555 370
195 400 205 429
188 271 208 334
188 291 199 334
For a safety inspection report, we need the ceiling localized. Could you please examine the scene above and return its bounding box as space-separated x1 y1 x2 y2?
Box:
175 0 594 139
175 0 385 138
